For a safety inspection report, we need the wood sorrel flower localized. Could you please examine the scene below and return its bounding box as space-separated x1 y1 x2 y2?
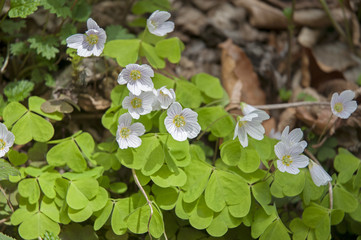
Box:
0 123 15 157
118 64 154 96
122 92 154 119
275 141 309 174
116 113 145 149
331 90 357 119
280 126 307 149
66 18 106 57
165 102 201 141
234 103 270 148
153 86 176 110
308 160 332 187
147 10 175 36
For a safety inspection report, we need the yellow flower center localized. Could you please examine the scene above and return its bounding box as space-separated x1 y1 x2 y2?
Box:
334 102 344 113
150 20 158 28
282 155 293 166
131 97 142 108
159 90 166 96
86 34 99 45
173 115 186 128
119 127 130 138
0 139 5 150
130 70 141 81
238 121 245 127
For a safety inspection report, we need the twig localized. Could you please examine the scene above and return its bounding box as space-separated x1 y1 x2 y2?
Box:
226 101 330 111
0 185 14 212
0 217 9 224
131 169 153 240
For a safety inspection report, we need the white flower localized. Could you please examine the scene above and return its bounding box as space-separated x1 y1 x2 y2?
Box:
233 104 270 148
154 86 176 109
308 160 332 187
122 92 154 119
269 128 281 140
147 10 175 36
66 18 106 57
240 102 269 120
118 64 154 96
280 126 307 149
275 141 309 174
0 123 15 157
165 102 201 141
331 90 357 119
116 113 145 149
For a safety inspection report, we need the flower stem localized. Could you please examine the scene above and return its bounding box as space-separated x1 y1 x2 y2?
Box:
317 113 333 143
0 185 13 212
304 149 333 209
131 169 153 240
328 181 333 209
286 0 296 88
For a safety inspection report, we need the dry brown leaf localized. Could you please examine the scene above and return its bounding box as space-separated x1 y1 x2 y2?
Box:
233 0 352 29
298 27 322 48
219 39 266 107
278 108 297 132
295 106 339 135
78 94 110 112
301 47 345 89
232 0 287 29
175 6 207 35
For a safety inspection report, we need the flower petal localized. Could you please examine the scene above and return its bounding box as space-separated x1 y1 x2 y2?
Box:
66 34 84 49
87 18 100 30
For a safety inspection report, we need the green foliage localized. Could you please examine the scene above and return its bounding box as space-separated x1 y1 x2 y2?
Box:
40 0 71 18
10 42 28 56
155 37 184 63
106 25 136 41
28 36 59 60
47 132 94 172
1 20 26 34
132 0 170 14
192 73 224 100
316 137 337 162
175 80 203 108
8 149 28 166
104 39 141 67
297 92 317 102
0 233 17 240
43 231 61 240
279 87 292 101
9 0 40 18
3 97 62 145
334 148 360 184
197 107 234 138
70 0 91 22
2 2 358 239
140 41 165 68
4 80 34 102
0 160 20 180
